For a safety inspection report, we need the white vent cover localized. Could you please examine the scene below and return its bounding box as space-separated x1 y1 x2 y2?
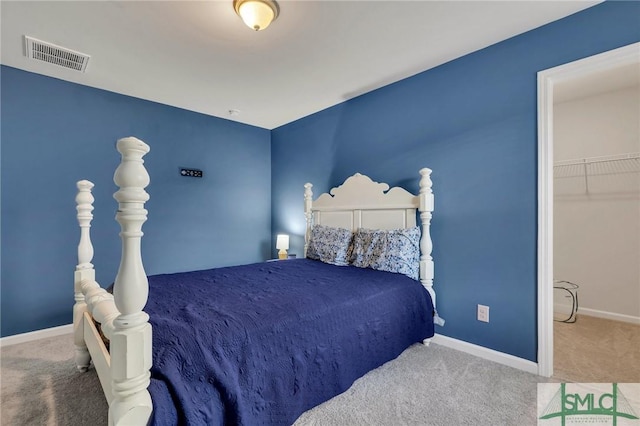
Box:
24 36 90 72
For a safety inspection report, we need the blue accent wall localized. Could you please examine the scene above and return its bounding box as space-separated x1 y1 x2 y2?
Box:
271 1 640 361
1 67 271 337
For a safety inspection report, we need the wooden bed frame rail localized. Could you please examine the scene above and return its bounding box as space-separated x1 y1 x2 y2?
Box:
73 137 152 425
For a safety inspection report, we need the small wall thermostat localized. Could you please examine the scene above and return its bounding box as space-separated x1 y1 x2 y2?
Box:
180 168 203 178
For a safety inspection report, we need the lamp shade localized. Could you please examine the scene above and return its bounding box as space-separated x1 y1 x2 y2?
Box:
276 234 289 250
234 0 279 31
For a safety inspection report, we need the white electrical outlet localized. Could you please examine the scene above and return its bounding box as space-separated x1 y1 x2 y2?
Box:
477 304 489 322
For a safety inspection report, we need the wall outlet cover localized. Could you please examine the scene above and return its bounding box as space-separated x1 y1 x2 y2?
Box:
477 304 490 322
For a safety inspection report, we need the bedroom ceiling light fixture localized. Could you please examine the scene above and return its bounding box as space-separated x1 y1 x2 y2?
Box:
276 234 289 259
233 0 279 31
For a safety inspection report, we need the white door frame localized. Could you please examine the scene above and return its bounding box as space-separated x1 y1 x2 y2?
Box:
536 42 640 377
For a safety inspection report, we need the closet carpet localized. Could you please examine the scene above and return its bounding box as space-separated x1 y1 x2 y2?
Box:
554 314 640 383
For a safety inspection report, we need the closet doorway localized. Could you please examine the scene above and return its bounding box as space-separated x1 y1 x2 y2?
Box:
537 42 640 378
552 63 639 382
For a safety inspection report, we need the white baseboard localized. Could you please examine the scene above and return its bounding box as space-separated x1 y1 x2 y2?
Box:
554 302 640 324
432 334 539 375
0 324 73 347
577 307 640 325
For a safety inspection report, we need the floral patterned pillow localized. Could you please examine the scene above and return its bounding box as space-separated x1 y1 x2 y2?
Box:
306 225 354 266
350 227 420 280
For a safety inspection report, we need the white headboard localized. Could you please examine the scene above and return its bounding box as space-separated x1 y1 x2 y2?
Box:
303 169 442 326
305 173 418 230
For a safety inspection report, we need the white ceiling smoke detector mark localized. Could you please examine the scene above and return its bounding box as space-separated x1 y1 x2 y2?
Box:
24 36 90 72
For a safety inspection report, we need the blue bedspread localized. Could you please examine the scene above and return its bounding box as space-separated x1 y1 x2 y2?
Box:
146 259 434 425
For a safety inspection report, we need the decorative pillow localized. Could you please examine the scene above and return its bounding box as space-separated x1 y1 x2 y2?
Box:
306 225 353 266
350 227 420 280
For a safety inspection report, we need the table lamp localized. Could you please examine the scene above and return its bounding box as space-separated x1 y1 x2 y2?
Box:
276 234 289 260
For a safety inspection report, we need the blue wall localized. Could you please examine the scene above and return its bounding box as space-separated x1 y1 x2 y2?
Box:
271 1 640 361
1 67 271 337
2 1 638 357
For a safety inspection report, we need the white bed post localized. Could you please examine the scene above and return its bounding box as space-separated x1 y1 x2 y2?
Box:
419 168 444 328
303 183 313 258
109 137 153 426
74 180 95 372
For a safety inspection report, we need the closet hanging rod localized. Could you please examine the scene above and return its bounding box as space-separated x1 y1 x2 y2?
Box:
554 152 639 168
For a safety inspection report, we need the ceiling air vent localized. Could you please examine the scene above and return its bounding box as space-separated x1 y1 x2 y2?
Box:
24 36 90 72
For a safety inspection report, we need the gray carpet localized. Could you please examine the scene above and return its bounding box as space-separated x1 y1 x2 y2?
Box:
1 334 550 425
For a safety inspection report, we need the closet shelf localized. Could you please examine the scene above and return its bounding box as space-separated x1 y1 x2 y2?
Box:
554 152 639 193
554 152 639 178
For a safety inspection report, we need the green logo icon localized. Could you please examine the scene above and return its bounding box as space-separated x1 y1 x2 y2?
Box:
539 383 639 425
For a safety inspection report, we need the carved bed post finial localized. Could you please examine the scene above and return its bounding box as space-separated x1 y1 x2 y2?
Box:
418 168 443 326
304 183 313 258
74 180 96 372
109 137 153 425
113 137 151 316
418 168 433 269
76 180 95 270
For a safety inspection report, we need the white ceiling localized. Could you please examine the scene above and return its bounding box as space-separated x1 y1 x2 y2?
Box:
1 1 602 130
554 62 640 104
